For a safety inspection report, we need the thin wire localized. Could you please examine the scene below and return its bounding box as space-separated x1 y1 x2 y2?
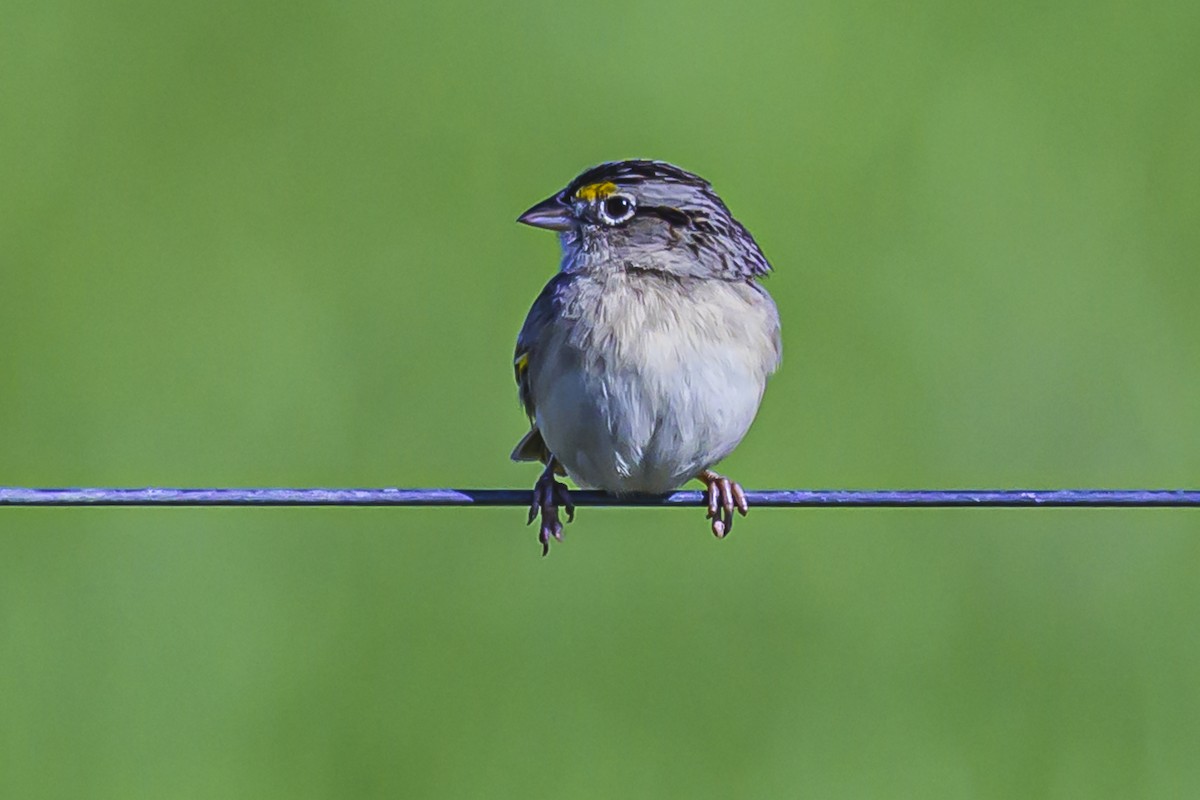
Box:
2 488 1199 507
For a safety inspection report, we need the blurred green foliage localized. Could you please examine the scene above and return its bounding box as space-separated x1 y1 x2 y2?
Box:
2 0 1199 796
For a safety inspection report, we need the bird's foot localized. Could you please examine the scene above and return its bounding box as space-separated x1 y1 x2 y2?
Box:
527 463 574 556
698 469 748 538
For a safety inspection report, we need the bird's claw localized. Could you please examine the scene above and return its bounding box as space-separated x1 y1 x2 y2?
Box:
700 470 748 538
528 468 574 555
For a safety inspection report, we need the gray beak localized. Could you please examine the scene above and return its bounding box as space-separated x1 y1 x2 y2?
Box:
517 193 574 231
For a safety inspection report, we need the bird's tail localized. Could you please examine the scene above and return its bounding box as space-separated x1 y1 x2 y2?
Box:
510 428 565 475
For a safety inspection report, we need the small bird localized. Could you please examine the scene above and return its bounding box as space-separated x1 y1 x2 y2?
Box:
512 160 781 554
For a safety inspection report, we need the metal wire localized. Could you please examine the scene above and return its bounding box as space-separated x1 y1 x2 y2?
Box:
2 487 1199 507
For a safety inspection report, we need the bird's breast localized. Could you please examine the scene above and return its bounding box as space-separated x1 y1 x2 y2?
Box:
531 271 780 493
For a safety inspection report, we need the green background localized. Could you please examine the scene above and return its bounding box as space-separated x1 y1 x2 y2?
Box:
3 0 1198 796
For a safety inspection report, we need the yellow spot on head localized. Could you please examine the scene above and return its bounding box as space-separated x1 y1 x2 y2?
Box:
514 352 530 374
575 182 617 202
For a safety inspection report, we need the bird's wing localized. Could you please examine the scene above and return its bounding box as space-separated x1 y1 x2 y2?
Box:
511 273 569 464
513 272 568 418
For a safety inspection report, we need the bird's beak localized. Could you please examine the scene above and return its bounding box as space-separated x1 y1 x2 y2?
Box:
517 193 574 231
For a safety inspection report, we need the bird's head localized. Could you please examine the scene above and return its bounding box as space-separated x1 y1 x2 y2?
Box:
518 160 770 280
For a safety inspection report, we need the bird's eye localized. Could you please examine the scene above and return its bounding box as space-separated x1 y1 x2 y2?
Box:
601 194 635 223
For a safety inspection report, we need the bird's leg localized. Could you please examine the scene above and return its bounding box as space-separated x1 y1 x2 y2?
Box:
527 458 574 556
697 469 749 538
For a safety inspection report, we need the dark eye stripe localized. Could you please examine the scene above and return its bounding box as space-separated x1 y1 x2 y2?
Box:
637 205 691 227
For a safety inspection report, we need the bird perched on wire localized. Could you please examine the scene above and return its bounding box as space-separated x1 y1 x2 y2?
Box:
512 160 782 554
